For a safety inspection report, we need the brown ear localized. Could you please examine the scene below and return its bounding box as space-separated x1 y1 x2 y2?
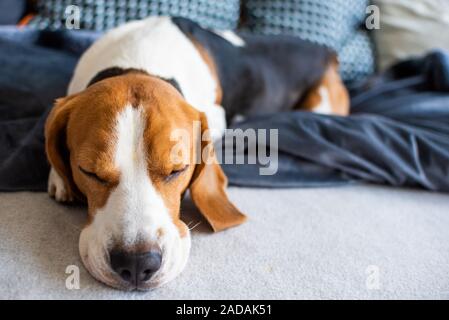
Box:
189 113 247 232
45 95 81 201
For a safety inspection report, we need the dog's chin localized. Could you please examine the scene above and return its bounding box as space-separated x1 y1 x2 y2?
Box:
78 228 192 291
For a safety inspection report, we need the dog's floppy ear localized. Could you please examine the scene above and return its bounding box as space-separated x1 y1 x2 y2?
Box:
45 94 81 201
189 112 247 232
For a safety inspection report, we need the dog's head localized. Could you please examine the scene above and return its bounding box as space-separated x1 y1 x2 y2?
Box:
45 72 246 290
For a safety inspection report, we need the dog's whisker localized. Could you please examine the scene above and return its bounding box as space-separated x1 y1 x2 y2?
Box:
188 221 201 231
187 221 196 228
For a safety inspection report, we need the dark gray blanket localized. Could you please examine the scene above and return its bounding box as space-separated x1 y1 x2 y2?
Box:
0 28 448 192
224 53 449 191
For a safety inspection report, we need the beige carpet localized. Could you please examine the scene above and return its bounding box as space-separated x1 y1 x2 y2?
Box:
1 185 449 299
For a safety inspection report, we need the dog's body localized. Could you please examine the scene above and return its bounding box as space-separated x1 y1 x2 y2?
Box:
46 16 349 290
68 16 348 139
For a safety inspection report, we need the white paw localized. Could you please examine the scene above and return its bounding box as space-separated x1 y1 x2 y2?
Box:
48 167 73 202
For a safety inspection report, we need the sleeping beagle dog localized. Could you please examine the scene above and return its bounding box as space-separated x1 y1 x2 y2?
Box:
45 16 349 291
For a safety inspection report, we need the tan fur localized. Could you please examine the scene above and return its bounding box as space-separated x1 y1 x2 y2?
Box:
45 73 246 234
301 57 350 116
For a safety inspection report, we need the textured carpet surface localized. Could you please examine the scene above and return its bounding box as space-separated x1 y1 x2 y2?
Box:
1 185 449 300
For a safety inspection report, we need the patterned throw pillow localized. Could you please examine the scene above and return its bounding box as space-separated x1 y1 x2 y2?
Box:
29 0 241 31
339 29 375 83
242 0 376 83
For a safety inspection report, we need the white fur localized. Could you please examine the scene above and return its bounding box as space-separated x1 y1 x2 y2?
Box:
48 167 73 202
313 86 333 115
79 105 190 289
68 16 226 141
213 30 245 47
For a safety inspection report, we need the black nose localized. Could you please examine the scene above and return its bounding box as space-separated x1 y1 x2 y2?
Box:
110 249 162 286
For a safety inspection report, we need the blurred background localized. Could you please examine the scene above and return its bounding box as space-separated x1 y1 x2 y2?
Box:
1 0 448 85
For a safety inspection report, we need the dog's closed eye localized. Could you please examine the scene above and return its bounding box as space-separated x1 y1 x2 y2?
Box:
79 166 109 185
166 165 189 182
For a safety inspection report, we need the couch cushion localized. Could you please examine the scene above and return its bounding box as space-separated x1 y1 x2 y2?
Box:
29 0 241 31
241 0 376 83
373 0 449 71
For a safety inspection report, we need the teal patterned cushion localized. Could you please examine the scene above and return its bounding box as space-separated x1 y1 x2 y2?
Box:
29 0 240 31
242 0 375 83
339 29 375 83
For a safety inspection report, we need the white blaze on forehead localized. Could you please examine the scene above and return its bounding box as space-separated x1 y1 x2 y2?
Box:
93 105 176 247
114 104 147 171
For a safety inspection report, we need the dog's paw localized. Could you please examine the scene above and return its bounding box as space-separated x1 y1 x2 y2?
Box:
48 167 74 202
